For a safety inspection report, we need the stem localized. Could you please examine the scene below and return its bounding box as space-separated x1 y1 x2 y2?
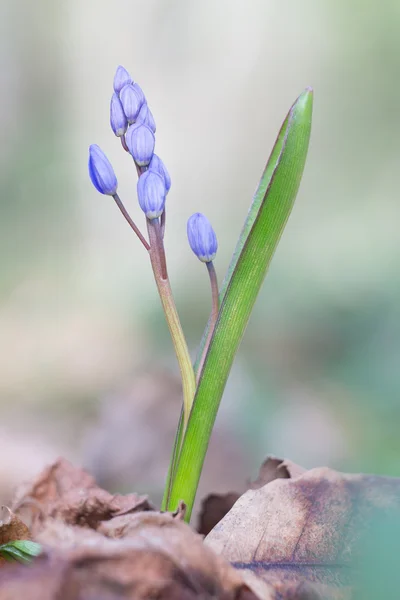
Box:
196 261 219 385
135 162 143 178
160 208 166 239
163 261 219 510
113 194 150 251
120 135 129 152
146 219 196 432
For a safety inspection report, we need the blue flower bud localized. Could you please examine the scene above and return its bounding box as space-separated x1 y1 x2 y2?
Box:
149 154 171 192
113 65 132 94
136 103 156 133
88 144 118 196
132 83 146 105
125 123 155 166
120 84 143 124
187 213 218 263
137 170 166 219
110 93 128 137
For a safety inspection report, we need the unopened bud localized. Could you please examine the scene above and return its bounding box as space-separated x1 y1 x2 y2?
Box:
137 170 166 219
125 123 155 166
88 144 118 196
113 65 132 94
132 83 146 105
110 93 128 137
149 154 171 192
187 213 218 263
120 84 143 124
136 103 156 133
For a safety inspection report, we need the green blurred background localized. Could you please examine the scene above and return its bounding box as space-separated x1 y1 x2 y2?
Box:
1 0 399 508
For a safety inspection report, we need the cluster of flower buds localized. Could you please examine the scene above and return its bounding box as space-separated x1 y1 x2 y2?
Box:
88 65 170 221
88 65 217 263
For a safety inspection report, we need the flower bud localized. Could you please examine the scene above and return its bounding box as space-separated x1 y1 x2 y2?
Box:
113 65 132 94
120 83 143 124
88 144 118 196
136 102 156 133
125 123 155 166
132 83 146 105
149 154 171 192
110 93 128 137
137 170 166 219
187 213 218 263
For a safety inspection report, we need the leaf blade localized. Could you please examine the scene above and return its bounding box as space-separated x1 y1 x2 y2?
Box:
193 101 291 374
0 540 41 563
168 88 313 519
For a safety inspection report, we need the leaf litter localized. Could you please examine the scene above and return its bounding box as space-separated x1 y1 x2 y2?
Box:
0 457 399 598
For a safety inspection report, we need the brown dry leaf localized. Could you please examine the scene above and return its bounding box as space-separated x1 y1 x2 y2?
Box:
171 499 187 520
0 506 31 569
0 506 31 567
0 512 272 599
198 457 303 535
198 493 242 537
249 456 305 489
12 458 153 536
0 506 30 545
205 466 400 599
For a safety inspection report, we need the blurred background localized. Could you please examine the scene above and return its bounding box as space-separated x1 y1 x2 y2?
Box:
1 0 400 510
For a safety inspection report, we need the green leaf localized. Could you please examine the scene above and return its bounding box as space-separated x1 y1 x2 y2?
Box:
194 97 292 372
0 540 42 563
167 88 313 520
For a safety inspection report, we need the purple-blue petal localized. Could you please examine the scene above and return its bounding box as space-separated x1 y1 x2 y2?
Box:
125 123 155 166
137 170 166 219
113 65 132 93
136 103 156 133
132 83 146 105
187 213 218 262
120 84 143 124
149 154 171 192
88 144 118 196
110 92 128 137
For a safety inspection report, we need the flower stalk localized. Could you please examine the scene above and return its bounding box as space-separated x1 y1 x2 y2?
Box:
112 193 150 251
162 258 219 510
196 261 219 384
146 218 196 430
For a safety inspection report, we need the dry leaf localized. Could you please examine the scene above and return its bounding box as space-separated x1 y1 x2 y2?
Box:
0 506 31 567
198 457 304 535
198 493 241 536
249 457 305 489
171 499 187 520
6 456 400 598
12 458 153 536
205 466 400 599
0 512 271 599
0 506 30 545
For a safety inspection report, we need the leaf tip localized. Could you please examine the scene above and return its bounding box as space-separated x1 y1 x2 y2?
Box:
290 87 314 123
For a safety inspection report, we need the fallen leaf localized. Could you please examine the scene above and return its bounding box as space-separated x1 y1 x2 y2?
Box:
0 507 30 545
205 466 400 599
0 506 32 567
12 458 153 535
198 493 241 537
0 512 272 599
249 457 305 489
198 457 304 535
171 499 187 520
